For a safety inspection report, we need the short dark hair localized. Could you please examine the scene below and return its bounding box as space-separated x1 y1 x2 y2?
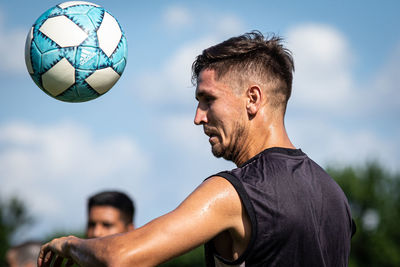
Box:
88 191 135 225
192 30 294 111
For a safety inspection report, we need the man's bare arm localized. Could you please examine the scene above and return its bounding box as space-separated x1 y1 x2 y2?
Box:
38 176 249 267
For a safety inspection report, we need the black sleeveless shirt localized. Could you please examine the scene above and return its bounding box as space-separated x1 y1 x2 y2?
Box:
205 147 355 267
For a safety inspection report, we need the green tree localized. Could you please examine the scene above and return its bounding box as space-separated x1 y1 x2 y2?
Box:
328 162 400 267
0 196 33 266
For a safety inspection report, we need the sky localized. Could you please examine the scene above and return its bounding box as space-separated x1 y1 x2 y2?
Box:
0 0 399 243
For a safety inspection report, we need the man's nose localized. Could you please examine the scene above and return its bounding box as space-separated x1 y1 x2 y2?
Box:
93 224 104 238
194 104 207 125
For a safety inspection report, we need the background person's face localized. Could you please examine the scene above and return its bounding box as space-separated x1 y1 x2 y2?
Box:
86 205 131 238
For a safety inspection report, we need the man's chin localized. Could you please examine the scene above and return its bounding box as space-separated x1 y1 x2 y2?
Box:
211 146 224 158
212 145 237 162
212 146 231 161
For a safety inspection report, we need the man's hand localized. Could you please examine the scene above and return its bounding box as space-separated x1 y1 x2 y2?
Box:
38 236 76 267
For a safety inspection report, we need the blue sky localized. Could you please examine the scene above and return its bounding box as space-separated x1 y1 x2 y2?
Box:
0 0 399 242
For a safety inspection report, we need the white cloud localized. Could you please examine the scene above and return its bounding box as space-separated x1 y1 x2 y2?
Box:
214 14 245 37
365 41 400 114
285 24 399 172
0 121 149 238
134 36 215 105
161 114 207 153
0 9 27 74
163 6 192 30
0 121 147 182
134 12 244 106
287 117 399 172
158 113 235 191
287 24 355 112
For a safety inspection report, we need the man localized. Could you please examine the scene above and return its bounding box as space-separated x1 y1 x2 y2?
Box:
86 191 135 238
6 241 41 267
38 31 355 267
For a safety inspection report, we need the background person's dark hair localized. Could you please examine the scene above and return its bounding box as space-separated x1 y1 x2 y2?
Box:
192 30 294 111
88 191 135 225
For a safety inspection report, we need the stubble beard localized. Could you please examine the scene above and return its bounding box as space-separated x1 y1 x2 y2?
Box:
211 122 246 164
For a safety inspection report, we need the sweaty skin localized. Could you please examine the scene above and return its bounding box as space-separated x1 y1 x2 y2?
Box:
38 69 294 267
38 177 250 267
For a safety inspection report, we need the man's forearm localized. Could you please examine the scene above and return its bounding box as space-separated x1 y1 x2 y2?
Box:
68 236 111 267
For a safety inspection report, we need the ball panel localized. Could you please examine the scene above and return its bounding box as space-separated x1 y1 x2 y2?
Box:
41 49 64 73
97 50 112 69
30 41 43 74
113 58 127 75
25 27 34 74
62 47 78 68
61 4 94 16
34 8 57 30
32 30 60 55
67 14 97 32
110 36 127 71
75 68 92 82
86 6 104 30
79 31 99 49
75 46 100 70
58 1 100 9
39 16 88 47
42 58 75 96
97 12 122 57
85 67 120 94
57 82 99 103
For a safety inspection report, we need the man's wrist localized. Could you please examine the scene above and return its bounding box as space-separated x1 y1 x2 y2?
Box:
65 236 81 262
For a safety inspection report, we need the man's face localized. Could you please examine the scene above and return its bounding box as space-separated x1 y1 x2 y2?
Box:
194 69 247 162
86 205 132 238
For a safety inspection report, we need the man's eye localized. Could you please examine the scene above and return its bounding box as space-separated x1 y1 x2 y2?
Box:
103 223 112 228
205 96 215 104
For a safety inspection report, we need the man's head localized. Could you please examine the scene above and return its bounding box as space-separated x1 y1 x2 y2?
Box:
6 241 41 267
192 30 294 114
192 31 294 164
86 191 135 238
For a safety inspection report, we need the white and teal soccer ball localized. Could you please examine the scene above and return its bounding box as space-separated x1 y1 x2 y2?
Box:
25 1 127 102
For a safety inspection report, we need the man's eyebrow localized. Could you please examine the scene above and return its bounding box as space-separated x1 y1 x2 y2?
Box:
196 89 214 99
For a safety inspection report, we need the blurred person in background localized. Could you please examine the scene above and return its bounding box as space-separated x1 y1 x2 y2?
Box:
86 190 135 238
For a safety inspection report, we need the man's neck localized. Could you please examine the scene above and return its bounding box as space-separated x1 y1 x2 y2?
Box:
234 121 295 167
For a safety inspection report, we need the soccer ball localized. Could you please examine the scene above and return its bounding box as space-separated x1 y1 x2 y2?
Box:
25 1 127 102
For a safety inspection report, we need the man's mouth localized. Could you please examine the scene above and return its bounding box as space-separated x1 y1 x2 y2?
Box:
204 127 216 137
208 135 218 145
204 128 218 143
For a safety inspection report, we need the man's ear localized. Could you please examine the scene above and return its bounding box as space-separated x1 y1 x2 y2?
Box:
246 85 263 116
